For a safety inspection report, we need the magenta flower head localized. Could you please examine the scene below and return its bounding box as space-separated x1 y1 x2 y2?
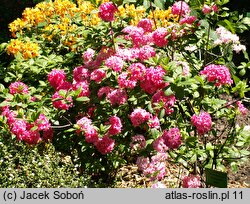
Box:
171 1 191 16
200 64 233 87
98 2 117 22
162 128 182 149
191 111 212 135
9 81 29 95
48 69 66 89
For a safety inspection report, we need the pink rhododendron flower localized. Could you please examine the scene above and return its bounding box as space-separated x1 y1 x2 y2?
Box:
182 175 201 188
151 182 166 188
73 66 90 83
138 153 167 181
130 135 146 150
153 137 169 153
236 101 248 116
130 108 151 127
152 28 168 47
214 26 239 45
107 89 127 106
212 4 218 12
128 63 146 81
21 129 41 145
140 66 167 94
137 18 153 33
35 114 51 131
11 119 27 137
76 117 98 143
95 136 115 155
90 69 106 83
98 2 117 22
191 111 212 135
9 81 29 95
148 116 160 129
48 69 66 89
105 56 124 72
200 64 233 87
152 90 176 114
122 26 146 47
162 128 182 149
118 72 137 89
171 1 191 16
52 91 73 110
202 5 211 14
72 81 90 97
138 45 156 61
180 16 197 25
56 81 72 91
233 44 246 53
108 116 122 135
83 48 95 63
98 86 113 99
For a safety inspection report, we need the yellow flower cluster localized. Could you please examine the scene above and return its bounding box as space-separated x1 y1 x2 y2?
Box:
7 39 40 59
8 0 178 51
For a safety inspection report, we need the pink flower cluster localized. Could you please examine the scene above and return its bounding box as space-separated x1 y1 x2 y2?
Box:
214 26 246 53
202 4 218 14
107 89 127 106
200 64 233 87
98 2 117 22
130 108 151 127
108 116 122 135
76 117 98 143
2 107 53 144
171 1 191 16
136 153 167 181
152 28 168 47
191 111 212 135
52 91 73 110
130 135 146 151
140 66 167 94
105 56 124 72
182 175 201 188
152 90 176 114
236 101 248 116
76 116 115 155
9 81 29 95
162 128 182 149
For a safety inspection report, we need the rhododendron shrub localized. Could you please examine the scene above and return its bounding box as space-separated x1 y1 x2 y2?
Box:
0 0 250 187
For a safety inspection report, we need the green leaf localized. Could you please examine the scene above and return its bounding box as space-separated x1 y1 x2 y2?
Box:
242 17 250 26
76 97 90 102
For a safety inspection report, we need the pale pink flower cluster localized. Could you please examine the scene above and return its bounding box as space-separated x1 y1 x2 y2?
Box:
151 182 166 188
107 89 127 106
130 135 146 150
191 111 212 135
152 90 176 114
9 81 29 95
105 56 124 72
214 26 246 53
83 48 95 63
52 91 73 110
171 1 191 16
108 116 122 135
98 2 117 22
236 101 248 116
162 128 182 149
130 108 151 127
136 153 167 181
182 175 201 188
140 66 167 94
200 64 233 87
